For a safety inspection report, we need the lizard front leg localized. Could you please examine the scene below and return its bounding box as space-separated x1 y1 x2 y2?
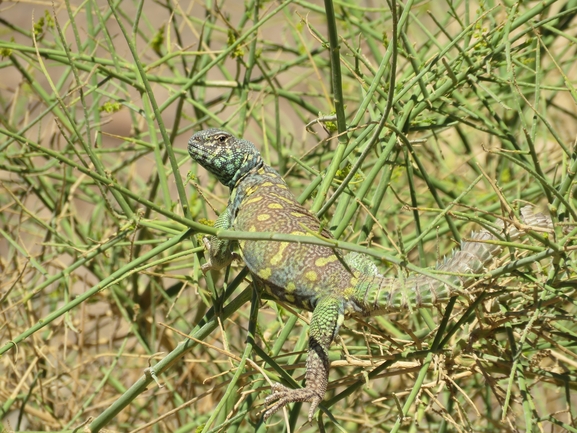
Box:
201 206 239 273
264 296 345 421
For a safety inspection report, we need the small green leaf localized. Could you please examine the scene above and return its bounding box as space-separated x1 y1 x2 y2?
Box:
150 25 165 56
99 101 122 113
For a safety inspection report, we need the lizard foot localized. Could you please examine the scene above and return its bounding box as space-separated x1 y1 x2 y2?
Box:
263 383 322 421
200 236 240 274
200 257 239 274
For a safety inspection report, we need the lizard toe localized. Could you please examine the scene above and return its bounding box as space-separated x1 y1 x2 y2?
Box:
201 236 211 248
200 262 212 274
263 383 322 421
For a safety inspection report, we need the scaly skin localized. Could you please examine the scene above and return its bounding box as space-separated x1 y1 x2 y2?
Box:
187 128 552 421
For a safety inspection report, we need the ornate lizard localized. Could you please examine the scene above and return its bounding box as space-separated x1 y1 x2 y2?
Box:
187 128 552 421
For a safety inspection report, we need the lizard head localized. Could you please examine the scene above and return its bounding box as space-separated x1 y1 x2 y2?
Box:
188 128 263 188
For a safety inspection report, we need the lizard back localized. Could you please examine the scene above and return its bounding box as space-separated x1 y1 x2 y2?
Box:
232 164 359 311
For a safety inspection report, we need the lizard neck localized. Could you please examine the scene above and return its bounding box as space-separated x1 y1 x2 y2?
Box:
229 157 265 190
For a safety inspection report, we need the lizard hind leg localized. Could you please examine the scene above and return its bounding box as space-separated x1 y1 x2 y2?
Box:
263 296 345 421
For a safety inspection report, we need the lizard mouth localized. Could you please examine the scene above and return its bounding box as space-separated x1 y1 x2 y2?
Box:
187 138 200 152
187 140 211 163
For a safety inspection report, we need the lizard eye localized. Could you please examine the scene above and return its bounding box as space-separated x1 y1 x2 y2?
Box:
216 134 227 143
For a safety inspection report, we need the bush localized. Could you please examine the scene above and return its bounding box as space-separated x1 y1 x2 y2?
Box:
1 1 576 431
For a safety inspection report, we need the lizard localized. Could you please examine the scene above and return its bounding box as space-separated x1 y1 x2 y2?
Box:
187 128 552 421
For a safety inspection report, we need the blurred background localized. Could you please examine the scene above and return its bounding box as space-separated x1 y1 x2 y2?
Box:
1 1 577 432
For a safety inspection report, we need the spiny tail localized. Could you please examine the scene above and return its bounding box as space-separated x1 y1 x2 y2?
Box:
354 206 553 315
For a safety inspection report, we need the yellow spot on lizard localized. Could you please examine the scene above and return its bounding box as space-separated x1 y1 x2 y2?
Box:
245 196 264 205
257 214 271 221
245 186 258 196
286 282 296 293
305 271 318 282
268 203 284 209
315 255 338 267
290 212 306 218
343 286 355 296
285 294 295 303
271 193 297 204
258 268 272 279
270 242 289 266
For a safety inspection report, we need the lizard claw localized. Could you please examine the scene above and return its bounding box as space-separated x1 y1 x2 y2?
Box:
263 383 322 422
